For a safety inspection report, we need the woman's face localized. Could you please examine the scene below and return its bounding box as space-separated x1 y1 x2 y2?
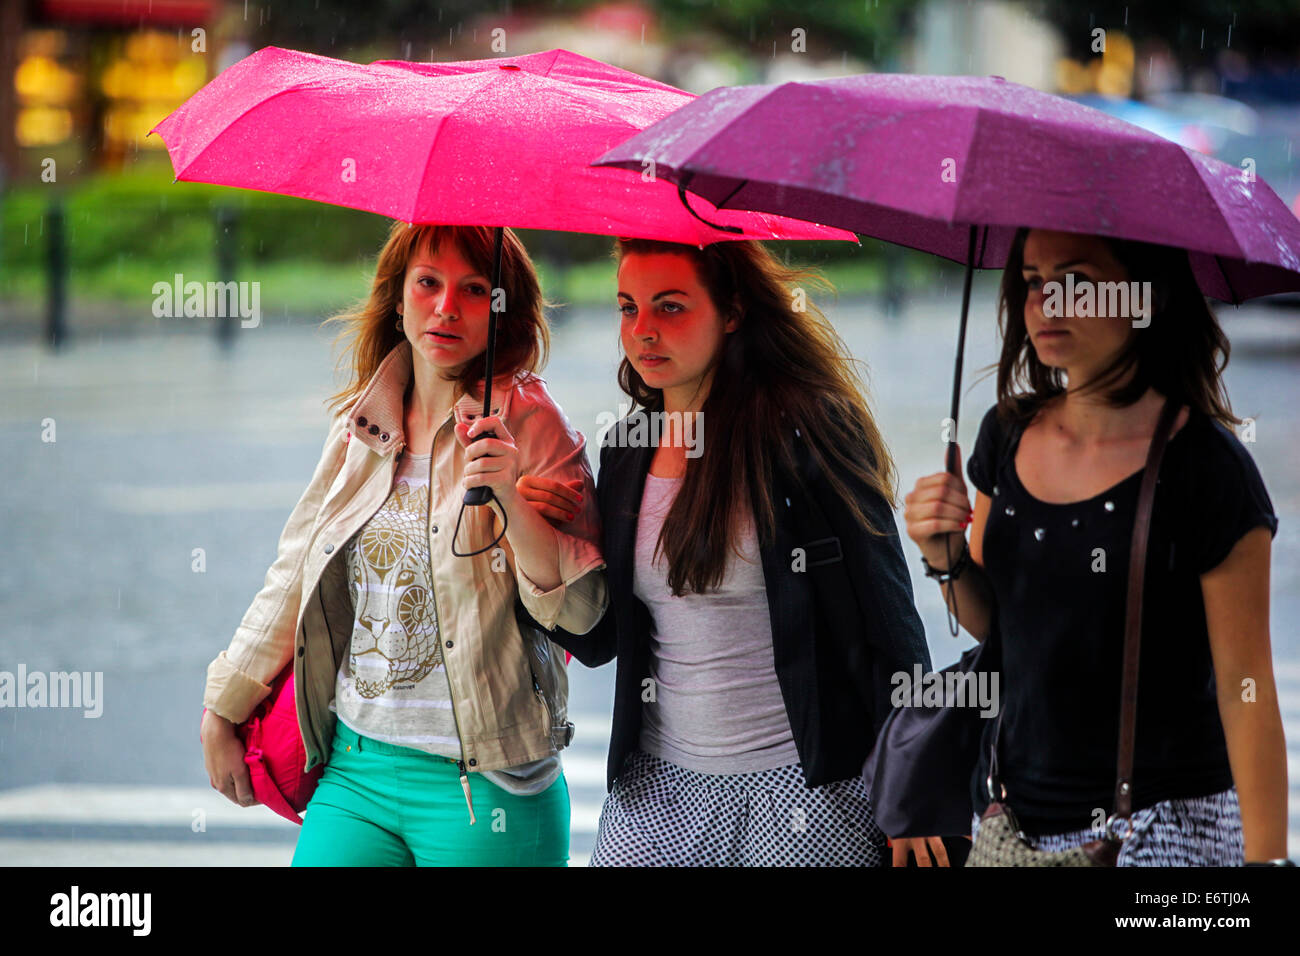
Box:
398 237 492 377
617 251 737 402
1021 229 1137 381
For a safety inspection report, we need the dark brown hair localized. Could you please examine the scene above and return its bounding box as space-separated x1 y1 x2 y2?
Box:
992 226 1238 428
614 237 898 596
323 221 550 414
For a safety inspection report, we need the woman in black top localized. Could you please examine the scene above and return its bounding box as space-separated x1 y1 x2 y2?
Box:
903 227 1288 865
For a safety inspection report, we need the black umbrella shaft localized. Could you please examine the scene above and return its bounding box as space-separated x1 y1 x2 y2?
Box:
460 227 505 511
946 224 978 476
482 225 504 419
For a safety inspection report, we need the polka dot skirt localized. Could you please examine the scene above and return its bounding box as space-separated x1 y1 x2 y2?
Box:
588 750 888 866
969 786 1244 866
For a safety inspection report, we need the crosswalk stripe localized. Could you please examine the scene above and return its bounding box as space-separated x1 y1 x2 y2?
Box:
566 712 613 745
0 785 297 830
0 784 606 835
561 751 608 789
0 838 297 867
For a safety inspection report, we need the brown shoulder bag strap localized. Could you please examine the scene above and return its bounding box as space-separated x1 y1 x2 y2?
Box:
1110 396 1183 834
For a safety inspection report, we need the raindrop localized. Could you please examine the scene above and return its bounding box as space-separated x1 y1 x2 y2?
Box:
1071 518 1080 528
1034 528 1046 541
1004 505 1015 516
1104 500 1115 512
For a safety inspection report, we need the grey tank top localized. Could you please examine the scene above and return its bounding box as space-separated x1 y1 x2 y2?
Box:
632 473 800 774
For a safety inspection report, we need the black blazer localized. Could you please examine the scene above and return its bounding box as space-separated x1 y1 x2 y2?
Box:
535 410 932 790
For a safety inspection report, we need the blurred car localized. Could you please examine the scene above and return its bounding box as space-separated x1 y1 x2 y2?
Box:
1068 94 1219 153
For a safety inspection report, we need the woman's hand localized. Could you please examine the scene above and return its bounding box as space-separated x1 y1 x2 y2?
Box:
517 474 583 526
455 415 522 506
201 709 258 807
902 443 973 567
890 835 954 867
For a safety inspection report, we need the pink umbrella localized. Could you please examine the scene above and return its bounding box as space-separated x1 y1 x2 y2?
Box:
149 46 853 518
148 45 851 245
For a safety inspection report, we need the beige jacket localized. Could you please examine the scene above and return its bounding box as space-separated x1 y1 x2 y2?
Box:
203 339 608 773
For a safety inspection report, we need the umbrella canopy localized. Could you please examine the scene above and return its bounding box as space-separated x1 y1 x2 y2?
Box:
148 45 853 245
592 72 1300 302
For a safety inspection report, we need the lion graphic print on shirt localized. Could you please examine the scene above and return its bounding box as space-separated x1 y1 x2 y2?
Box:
329 450 463 759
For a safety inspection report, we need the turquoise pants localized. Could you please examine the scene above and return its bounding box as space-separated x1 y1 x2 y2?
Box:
292 720 570 866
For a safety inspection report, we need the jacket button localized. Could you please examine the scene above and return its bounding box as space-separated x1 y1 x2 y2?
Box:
380 432 389 441
297 646 304 657
468 759 477 767
324 544 333 554
444 640 454 649
357 416 368 427
431 525 438 534
369 424 380 435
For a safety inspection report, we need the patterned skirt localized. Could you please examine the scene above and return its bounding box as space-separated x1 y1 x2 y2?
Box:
588 749 888 866
969 786 1244 866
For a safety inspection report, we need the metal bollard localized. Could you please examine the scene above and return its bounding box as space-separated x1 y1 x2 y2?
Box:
46 199 66 350
215 204 237 350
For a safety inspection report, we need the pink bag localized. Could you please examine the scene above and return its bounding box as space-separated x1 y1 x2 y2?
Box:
201 666 322 825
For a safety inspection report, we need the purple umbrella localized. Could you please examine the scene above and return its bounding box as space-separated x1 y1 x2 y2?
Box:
593 72 1300 468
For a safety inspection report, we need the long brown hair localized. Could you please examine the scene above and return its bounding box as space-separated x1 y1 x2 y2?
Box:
614 237 898 596
323 221 550 414
993 226 1238 429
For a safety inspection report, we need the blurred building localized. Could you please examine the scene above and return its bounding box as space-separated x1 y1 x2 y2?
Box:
1 0 226 185
909 0 1062 88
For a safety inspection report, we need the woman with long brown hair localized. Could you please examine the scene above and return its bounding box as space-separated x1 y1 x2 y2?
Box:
518 236 934 866
200 220 608 866
903 227 1288 865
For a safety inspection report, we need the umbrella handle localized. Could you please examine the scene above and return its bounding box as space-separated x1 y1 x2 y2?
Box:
463 430 498 506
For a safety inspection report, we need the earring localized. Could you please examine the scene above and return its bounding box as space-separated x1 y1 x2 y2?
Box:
395 315 403 331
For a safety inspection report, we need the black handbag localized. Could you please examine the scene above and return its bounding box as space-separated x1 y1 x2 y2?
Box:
860 401 1023 840
862 627 1001 839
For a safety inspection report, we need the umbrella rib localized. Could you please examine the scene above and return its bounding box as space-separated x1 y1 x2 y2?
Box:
1173 148 1248 262
162 85 317 182
716 177 749 210
407 74 499 225
1217 254 1240 304
949 104 984 230
653 86 782 192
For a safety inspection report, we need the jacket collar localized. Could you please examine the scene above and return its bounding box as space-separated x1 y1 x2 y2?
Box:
348 339 517 454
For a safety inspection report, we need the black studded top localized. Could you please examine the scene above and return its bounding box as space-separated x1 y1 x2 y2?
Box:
965 401 1278 836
